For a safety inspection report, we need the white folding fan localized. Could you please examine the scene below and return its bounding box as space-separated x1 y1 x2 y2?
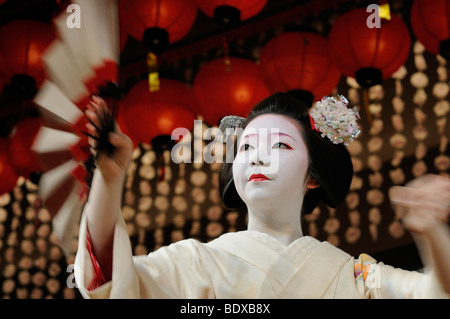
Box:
32 0 120 254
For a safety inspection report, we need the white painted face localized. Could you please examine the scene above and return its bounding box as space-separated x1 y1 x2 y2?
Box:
232 114 310 208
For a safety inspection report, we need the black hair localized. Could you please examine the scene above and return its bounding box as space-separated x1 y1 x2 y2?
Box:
219 92 354 215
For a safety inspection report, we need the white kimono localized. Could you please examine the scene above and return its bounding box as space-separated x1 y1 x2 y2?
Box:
74 213 450 299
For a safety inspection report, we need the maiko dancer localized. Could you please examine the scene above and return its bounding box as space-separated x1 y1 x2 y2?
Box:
74 93 450 298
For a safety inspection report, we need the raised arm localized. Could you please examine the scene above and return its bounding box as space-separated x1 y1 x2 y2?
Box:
83 96 133 281
389 174 450 295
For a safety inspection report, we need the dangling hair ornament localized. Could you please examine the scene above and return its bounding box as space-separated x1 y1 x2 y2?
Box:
217 115 246 143
309 95 361 146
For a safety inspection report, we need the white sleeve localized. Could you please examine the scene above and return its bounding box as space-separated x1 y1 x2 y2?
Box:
367 263 450 299
74 212 214 299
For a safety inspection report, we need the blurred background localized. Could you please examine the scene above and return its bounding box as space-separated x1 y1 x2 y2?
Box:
0 0 449 299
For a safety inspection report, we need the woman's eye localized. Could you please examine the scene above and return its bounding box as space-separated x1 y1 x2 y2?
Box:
273 142 292 149
240 143 252 151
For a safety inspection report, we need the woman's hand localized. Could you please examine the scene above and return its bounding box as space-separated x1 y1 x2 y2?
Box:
389 174 450 235
390 174 450 294
85 96 133 184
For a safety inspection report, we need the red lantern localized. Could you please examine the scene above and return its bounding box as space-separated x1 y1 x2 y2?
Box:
119 79 197 148
7 117 43 178
0 138 19 195
193 57 270 126
328 8 411 88
194 0 267 24
119 0 198 50
410 0 450 60
0 20 55 96
259 31 342 106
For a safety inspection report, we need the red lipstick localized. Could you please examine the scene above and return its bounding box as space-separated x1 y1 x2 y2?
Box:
249 174 270 182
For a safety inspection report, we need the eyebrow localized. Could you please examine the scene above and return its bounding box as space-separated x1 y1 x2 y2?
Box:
243 132 296 141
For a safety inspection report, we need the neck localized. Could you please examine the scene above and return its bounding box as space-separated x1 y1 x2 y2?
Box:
246 202 303 246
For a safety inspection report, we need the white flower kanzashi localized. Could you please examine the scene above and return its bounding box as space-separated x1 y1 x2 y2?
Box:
309 95 361 146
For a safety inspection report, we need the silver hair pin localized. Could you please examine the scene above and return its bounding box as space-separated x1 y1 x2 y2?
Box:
216 115 246 143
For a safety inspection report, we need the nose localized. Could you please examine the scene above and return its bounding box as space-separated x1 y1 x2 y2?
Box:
250 159 266 166
249 147 270 167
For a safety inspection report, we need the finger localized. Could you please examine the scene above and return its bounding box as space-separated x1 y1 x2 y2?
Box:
109 132 132 150
91 95 108 112
88 136 98 148
389 186 421 208
390 184 450 209
85 109 101 131
407 174 450 193
416 201 450 218
86 122 98 136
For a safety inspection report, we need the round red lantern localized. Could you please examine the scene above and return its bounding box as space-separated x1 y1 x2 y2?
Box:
259 31 342 106
0 20 55 97
119 79 197 150
193 57 270 126
195 0 267 25
328 8 411 88
7 117 43 178
119 0 198 51
410 0 450 60
0 138 19 195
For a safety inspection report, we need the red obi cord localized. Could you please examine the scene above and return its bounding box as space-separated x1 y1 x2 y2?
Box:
86 229 107 290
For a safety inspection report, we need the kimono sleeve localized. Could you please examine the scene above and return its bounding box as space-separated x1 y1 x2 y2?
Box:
354 254 450 299
74 210 215 299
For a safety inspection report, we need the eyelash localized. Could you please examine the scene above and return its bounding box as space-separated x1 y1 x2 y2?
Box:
240 142 292 151
241 144 252 152
273 142 292 149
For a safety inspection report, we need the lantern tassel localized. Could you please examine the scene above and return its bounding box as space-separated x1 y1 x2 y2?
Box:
222 37 231 72
379 0 391 21
362 88 373 126
147 52 160 92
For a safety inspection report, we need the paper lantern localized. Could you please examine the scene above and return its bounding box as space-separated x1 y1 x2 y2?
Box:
119 0 198 51
195 0 267 24
259 31 342 106
0 138 19 195
328 8 411 88
410 0 450 60
119 79 197 149
7 117 43 178
193 57 270 126
0 20 55 97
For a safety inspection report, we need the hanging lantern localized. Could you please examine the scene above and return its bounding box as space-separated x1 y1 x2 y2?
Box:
119 0 197 92
0 138 19 195
119 0 198 51
259 31 342 107
0 20 55 98
193 57 270 126
7 117 43 178
328 8 411 88
119 79 197 151
410 0 450 60
194 0 267 25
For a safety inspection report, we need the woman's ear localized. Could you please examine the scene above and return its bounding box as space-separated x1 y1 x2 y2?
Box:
306 176 320 189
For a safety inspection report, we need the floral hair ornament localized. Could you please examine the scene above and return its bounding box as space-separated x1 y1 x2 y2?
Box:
309 95 361 146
